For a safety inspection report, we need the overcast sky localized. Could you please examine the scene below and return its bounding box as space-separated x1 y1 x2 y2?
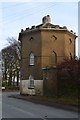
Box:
0 1 79 56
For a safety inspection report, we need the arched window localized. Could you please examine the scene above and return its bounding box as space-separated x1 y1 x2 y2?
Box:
28 75 34 89
70 52 72 60
51 51 57 67
69 38 72 44
29 52 34 65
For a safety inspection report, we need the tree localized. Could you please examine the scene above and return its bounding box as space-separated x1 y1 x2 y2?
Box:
2 37 21 87
7 37 21 86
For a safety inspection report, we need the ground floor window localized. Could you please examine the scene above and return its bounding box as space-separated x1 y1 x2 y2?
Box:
28 75 34 89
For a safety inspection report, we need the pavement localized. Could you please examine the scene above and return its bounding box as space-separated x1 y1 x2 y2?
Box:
8 93 79 113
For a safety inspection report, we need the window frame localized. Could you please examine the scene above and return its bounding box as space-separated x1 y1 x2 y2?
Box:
29 52 35 66
28 75 34 89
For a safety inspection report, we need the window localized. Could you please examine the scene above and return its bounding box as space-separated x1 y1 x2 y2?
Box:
51 35 57 40
29 37 34 41
70 53 72 60
69 38 72 44
29 52 34 65
28 75 34 89
51 51 57 67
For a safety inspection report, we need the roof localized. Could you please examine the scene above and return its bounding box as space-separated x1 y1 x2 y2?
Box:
18 22 77 41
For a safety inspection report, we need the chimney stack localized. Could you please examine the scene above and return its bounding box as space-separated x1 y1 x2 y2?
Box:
42 15 51 24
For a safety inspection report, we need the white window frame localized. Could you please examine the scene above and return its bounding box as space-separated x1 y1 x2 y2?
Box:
28 75 34 89
29 52 34 65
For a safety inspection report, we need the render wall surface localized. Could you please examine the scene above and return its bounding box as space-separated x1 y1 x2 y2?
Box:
20 29 76 81
64 32 76 59
41 29 75 67
20 80 43 95
20 30 43 80
41 30 65 67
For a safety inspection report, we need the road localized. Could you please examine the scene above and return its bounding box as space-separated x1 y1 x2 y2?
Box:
2 92 79 119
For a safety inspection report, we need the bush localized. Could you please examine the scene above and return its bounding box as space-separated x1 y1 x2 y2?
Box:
57 58 79 97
